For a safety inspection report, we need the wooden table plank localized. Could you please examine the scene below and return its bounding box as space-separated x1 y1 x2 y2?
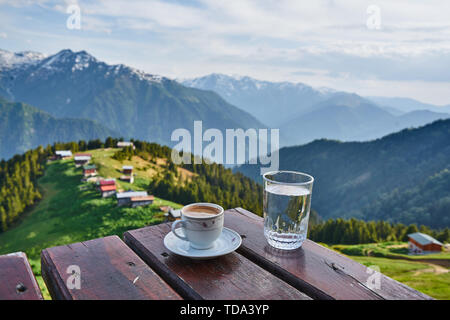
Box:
41 235 181 300
225 208 433 300
124 223 311 300
0 252 43 300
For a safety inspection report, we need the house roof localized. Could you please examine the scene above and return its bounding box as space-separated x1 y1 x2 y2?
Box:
74 156 91 161
117 142 133 147
100 185 117 192
130 195 154 202
169 208 181 218
99 179 116 186
408 232 443 246
55 150 72 157
116 191 148 199
160 206 171 212
123 166 133 170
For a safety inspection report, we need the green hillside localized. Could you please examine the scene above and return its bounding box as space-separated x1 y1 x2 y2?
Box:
237 119 450 228
361 168 450 227
0 141 263 299
324 242 450 300
0 149 183 299
0 97 118 160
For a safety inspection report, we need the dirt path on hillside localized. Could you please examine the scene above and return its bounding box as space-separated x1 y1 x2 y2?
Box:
413 262 449 276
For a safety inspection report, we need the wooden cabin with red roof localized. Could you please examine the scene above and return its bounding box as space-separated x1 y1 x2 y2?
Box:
100 184 117 198
408 233 443 254
97 178 117 197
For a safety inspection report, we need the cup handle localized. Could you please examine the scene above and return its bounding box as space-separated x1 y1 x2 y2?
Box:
171 220 188 241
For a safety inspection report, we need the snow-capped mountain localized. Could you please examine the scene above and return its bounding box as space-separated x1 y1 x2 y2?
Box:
0 49 264 150
181 73 333 126
0 49 47 70
2 48 165 83
182 73 450 145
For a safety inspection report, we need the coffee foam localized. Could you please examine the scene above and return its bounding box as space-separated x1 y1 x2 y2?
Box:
182 205 221 218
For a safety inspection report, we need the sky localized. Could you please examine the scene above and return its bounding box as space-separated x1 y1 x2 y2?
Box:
1 0 450 105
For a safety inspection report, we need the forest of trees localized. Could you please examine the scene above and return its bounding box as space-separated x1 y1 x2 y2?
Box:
237 119 450 228
2 136 448 246
361 168 450 228
308 217 450 245
0 146 49 232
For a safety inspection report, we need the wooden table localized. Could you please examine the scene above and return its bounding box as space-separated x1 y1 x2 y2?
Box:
0 252 43 300
41 208 433 300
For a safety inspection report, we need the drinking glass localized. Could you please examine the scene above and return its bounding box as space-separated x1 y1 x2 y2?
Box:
263 171 314 250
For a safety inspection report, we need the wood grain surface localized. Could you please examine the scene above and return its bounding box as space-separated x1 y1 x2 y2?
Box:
225 208 433 300
0 252 43 300
41 235 181 300
124 223 311 300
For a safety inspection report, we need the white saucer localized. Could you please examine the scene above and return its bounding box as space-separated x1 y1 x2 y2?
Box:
163 227 242 260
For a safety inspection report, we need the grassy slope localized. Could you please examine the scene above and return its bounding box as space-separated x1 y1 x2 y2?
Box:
0 149 182 299
331 242 450 260
327 242 450 299
353 256 450 300
0 148 448 300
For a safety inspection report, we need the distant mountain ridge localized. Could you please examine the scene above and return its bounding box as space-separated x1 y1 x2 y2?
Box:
0 49 265 152
236 119 450 228
181 73 331 127
182 74 450 146
367 96 450 114
0 97 117 159
282 93 450 144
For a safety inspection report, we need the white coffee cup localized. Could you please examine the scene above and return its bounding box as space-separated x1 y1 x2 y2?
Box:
171 203 224 249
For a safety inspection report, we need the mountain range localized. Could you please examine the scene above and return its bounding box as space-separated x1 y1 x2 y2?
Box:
182 74 450 146
367 96 450 114
181 73 331 127
236 119 450 228
0 49 264 159
2 47 450 162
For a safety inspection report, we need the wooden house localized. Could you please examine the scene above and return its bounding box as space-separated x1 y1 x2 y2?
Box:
74 153 92 166
159 206 171 213
408 232 443 254
97 179 116 190
116 191 148 207
82 164 97 177
168 208 181 221
130 195 154 208
122 165 133 175
100 184 117 198
55 150 72 160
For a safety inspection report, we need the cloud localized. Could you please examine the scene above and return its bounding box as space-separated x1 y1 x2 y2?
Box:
1 0 450 103
0 32 7 39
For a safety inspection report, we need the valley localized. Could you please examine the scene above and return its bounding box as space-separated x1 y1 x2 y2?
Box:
237 119 450 227
0 148 183 299
325 242 450 299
